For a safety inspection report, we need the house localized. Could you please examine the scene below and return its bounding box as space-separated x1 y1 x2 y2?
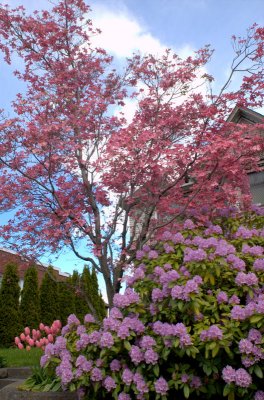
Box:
227 107 264 206
0 247 69 288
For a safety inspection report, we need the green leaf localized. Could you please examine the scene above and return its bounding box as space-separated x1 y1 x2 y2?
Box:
250 315 263 323
212 344 219 357
69 383 76 392
183 385 190 399
228 391 235 400
254 365 263 378
153 364 160 377
124 341 131 351
51 381 61 392
223 384 230 397
203 364 212 376
43 383 53 392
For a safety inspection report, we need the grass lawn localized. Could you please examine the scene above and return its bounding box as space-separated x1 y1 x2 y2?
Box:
0 347 42 367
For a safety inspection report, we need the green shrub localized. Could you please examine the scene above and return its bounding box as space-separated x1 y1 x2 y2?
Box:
0 263 21 346
20 265 40 328
58 280 76 326
82 266 106 320
70 270 89 322
40 267 60 325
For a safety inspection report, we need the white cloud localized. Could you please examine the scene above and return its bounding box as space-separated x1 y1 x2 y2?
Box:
90 4 208 125
91 5 166 58
90 3 195 60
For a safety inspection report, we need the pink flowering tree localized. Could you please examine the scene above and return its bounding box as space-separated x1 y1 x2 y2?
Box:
0 1 264 306
40 209 264 399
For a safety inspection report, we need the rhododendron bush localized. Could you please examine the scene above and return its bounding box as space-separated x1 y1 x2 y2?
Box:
41 210 264 399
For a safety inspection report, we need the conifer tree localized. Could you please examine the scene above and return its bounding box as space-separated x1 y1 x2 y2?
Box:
57 279 76 326
70 270 88 322
0 263 21 346
39 266 59 325
90 267 106 320
81 266 106 320
20 265 40 329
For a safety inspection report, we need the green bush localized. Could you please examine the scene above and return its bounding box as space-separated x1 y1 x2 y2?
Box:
82 266 106 320
70 270 89 322
40 267 60 325
58 280 76 326
0 263 21 346
20 265 40 328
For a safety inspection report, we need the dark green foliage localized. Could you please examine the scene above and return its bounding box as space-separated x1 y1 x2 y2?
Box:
69 267 106 322
81 266 106 320
0 356 7 368
57 279 76 326
70 270 89 322
20 266 40 328
0 263 21 347
89 267 106 320
19 366 61 392
39 267 60 325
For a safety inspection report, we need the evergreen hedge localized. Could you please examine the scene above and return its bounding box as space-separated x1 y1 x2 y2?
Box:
20 265 40 328
58 279 76 326
40 266 60 325
0 263 21 347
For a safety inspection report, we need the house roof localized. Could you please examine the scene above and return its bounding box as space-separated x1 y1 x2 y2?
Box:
227 106 264 124
0 246 70 279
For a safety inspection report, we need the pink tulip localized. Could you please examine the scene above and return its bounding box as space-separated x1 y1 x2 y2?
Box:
39 323 45 331
48 334 54 343
39 338 45 346
15 337 20 345
44 326 50 335
20 333 26 341
36 330 41 339
53 320 62 329
26 335 31 344
18 343 24 350
26 345 31 351
29 338 34 347
35 341 41 348
24 327 30 336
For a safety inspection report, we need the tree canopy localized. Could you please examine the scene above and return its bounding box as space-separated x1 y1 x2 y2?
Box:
0 1 263 305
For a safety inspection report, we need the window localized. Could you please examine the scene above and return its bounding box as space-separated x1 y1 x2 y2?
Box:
249 171 264 205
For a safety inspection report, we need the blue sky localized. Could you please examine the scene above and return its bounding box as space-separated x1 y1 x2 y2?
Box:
1 0 264 292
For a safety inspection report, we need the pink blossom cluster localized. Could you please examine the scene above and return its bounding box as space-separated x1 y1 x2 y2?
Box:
184 247 207 263
226 254 246 271
180 374 202 388
200 325 223 341
113 288 140 308
234 226 260 239
253 258 264 271
235 272 258 286
242 244 263 256
255 391 264 400
231 293 264 321
15 320 62 351
222 366 252 388
239 329 264 367
171 276 203 301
